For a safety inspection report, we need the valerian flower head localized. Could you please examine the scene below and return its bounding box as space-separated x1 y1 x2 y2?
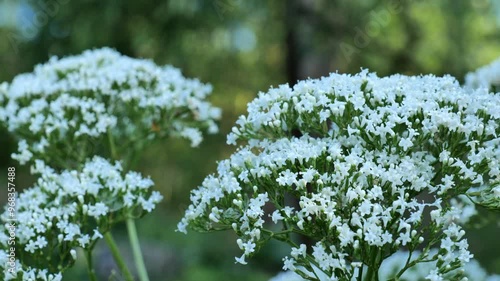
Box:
467 185 500 212
465 57 500 92
0 156 162 277
271 254 500 281
379 250 500 281
0 48 221 167
0 252 63 281
179 136 474 279
180 71 500 280
229 69 500 211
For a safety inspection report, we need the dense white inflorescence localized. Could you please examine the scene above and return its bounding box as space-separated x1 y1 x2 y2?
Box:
379 250 500 281
269 250 500 281
0 252 63 281
0 156 162 279
0 48 221 166
180 71 500 280
465 57 500 91
228 69 500 211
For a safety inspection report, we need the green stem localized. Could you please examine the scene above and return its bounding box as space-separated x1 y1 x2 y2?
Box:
108 130 118 160
126 218 150 281
365 265 376 281
107 129 149 281
395 250 414 279
365 247 381 281
358 264 364 281
85 250 98 281
104 232 135 281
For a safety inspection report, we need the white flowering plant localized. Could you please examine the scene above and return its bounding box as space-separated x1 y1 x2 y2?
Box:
0 48 221 168
0 260 63 281
270 250 500 281
465 56 500 92
0 48 221 281
464 57 500 212
179 71 499 280
378 250 500 281
0 157 162 280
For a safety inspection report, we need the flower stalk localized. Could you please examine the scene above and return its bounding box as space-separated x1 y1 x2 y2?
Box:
127 219 150 281
104 232 135 281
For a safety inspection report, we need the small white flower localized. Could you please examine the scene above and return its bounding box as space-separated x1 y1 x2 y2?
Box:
77 234 90 248
291 244 307 259
235 254 247 265
282 256 296 271
398 137 413 151
70 249 77 260
88 203 109 218
270 210 284 224
426 269 443 281
92 229 103 241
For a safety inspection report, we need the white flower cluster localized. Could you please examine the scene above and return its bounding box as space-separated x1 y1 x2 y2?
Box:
180 136 474 279
0 156 162 278
379 250 500 281
180 71 500 280
229 69 500 210
465 57 500 91
229 70 499 149
0 251 63 281
0 48 221 166
270 250 500 281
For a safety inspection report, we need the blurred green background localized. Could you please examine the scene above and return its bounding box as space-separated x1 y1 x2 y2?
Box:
0 0 499 280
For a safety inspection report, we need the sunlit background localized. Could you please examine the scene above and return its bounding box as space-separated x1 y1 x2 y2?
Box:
0 0 499 280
